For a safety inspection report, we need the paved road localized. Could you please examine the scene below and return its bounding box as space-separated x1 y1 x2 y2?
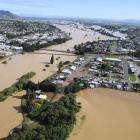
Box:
122 58 129 81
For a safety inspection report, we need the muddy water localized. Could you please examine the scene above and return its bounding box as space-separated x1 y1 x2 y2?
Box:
69 89 140 140
0 24 115 91
52 24 116 51
0 23 115 138
0 51 76 91
0 91 25 138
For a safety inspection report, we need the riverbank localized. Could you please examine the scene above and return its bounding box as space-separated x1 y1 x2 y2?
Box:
69 88 140 140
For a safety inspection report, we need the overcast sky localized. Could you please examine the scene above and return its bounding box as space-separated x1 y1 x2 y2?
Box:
0 0 140 20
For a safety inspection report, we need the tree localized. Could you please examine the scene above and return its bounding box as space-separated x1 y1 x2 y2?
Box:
6 95 81 140
26 89 32 100
24 81 38 91
50 55 54 64
58 61 63 72
39 80 57 92
26 99 35 112
132 83 140 92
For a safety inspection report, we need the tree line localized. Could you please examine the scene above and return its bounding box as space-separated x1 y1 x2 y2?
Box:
5 95 81 140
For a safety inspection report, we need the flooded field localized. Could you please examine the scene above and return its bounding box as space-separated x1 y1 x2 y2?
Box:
0 51 76 91
69 89 140 140
0 23 115 91
91 25 127 39
0 23 116 138
52 23 116 51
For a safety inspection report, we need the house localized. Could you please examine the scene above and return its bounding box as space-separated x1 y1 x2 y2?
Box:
62 69 72 74
129 63 137 73
35 90 42 94
104 58 122 62
89 84 95 88
59 75 66 80
74 61 82 66
80 57 85 61
116 84 122 90
11 46 23 52
52 80 64 84
36 95 47 100
70 65 77 71
96 57 103 62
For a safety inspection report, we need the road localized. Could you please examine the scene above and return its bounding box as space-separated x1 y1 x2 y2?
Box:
122 58 129 81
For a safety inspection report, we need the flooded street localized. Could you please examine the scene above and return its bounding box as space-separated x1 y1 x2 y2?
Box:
0 23 115 138
0 23 115 91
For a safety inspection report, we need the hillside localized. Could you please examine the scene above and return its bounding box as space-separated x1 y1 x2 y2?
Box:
0 10 20 19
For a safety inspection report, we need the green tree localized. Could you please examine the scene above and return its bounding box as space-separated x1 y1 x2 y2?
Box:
50 55 54 64
58 61 63 72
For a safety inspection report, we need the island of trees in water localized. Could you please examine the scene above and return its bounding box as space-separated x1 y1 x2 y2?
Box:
5 94 81 140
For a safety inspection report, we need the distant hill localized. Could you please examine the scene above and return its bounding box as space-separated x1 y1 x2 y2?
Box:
0 10 20 19
119 19 140 25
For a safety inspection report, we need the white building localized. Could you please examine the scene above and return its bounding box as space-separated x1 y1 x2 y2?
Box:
36 95 47 100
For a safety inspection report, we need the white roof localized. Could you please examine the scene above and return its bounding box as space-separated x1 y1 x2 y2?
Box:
96 57 103 62
62 69 72 74
88 69 98 73
57 80 64 84
88 69 94 72
70 65 77 70
80 58 84 61
89 84 95 88
12 47 23 50
133 59 140 62
116 84 122 89
104 58 122 62
121 48 129 52
131 67 137 73
36 95 47 100
35 90 42 94
74 62 81 65
129 63 135 68
91 66 97 69
59 75 65 79
91 81 99 84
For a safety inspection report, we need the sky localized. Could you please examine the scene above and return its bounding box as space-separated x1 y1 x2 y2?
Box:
0 0 140 20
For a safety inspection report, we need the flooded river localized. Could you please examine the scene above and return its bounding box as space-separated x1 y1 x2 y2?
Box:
69 89 140 140
0 23 115 91
0 23 115 138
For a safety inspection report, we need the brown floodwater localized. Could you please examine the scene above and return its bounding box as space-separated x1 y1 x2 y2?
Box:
69 89 140 140
0 23 114 91
0 91 25 138
0 23 116 138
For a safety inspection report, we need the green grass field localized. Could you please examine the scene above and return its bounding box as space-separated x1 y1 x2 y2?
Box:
129 74 137 82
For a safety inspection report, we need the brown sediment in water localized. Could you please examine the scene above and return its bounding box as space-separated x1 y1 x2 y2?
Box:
0 91 25 138
0 24 115 91
0 24 116 138
69 88 140 140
